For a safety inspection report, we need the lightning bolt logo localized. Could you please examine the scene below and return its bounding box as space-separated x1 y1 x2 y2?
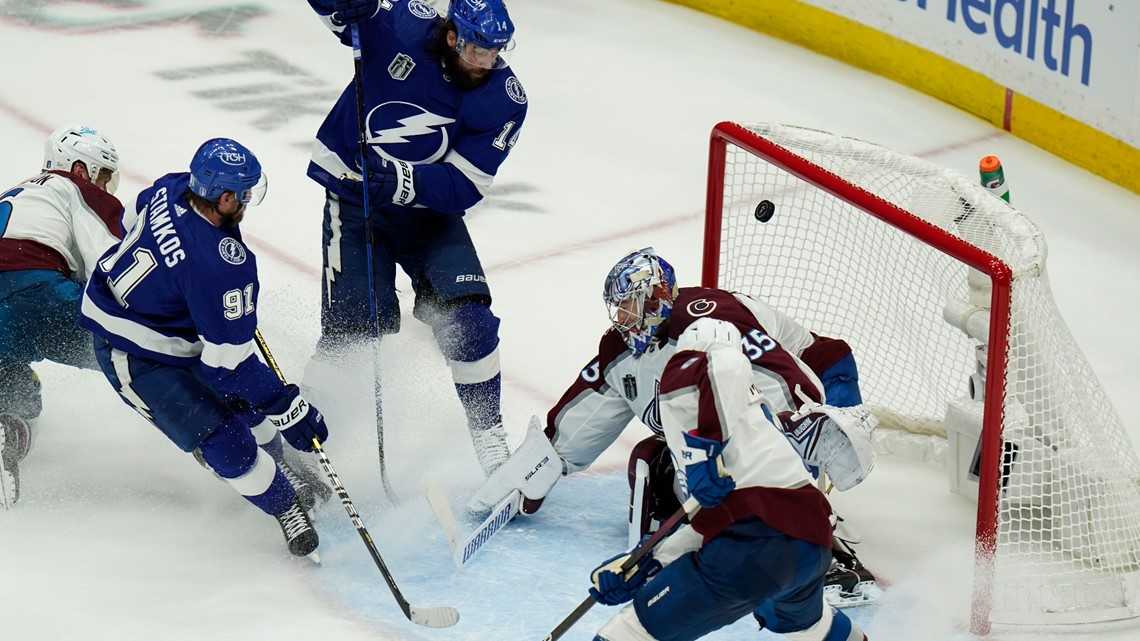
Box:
369 112 451 144
364 102 456 163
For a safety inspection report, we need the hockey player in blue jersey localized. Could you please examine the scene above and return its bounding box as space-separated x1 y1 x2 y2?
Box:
0 124 124 508
587 318 869 641
305 0 527 476
79 139 330 558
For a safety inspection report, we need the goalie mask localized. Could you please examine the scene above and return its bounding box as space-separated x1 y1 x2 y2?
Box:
603 248 679 356
43 124 120 194
188 138 267 206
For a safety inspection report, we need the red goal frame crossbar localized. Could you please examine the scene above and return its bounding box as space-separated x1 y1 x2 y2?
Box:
703 122 1011 635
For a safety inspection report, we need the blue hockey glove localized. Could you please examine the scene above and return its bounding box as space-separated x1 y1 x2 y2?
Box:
262 384 328 452
337 155 416 206
332 0 379 25
589 546 662 606
679 431 735 509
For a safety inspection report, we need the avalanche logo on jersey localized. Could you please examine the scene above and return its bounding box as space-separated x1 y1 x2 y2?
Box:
686 299 717 317
641 380 663 435
365 101 456 164
218 237 246 265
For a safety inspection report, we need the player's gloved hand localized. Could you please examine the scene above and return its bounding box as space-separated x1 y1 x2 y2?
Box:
332 0 380 25
337 155 416 206
679 431 735 509
263 384 329 452
589 544 662 606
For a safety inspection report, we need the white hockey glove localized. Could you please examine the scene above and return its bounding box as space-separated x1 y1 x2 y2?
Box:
466 416 564 513
780 389 878 491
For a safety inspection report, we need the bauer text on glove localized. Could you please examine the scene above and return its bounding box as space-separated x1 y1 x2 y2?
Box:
262 384 329 451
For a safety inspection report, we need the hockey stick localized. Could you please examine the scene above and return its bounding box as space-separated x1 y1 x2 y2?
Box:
427 483 521 567
254 329 459 628
348 23 397 504
540 497 699 641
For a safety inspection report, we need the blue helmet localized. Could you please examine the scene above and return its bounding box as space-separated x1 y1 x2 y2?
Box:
603 248 679 355
451 0 516 68
188 138 267 205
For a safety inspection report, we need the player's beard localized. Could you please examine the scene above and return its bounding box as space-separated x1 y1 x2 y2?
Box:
441 48 490 91
219 205 246 227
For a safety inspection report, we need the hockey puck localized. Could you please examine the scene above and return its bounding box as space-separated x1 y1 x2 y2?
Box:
754 199 775 223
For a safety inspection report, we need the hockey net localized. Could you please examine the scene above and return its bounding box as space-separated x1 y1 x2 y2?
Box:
704 122 1140 633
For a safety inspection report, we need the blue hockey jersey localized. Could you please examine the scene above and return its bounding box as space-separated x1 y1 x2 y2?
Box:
78 173 285 410
307 0 527 215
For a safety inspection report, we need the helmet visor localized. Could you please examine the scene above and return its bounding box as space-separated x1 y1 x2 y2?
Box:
455 37 515 70
237 173 268 206
95 167 120 195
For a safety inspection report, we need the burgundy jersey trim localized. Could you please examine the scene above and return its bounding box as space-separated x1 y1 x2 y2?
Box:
0 238 70 275
693 485 834 548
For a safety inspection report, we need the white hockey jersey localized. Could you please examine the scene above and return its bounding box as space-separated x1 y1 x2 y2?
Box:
546 287 852 474
0 170 124 279
658 319 834 547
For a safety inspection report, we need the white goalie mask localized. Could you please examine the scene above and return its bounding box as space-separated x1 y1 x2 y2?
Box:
43 124 121 194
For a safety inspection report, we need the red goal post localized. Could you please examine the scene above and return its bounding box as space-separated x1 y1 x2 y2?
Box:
702 122 1140 633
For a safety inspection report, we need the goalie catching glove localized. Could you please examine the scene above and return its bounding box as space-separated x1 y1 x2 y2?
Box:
778 388 877 491
589 539 662 606
466 415 564 513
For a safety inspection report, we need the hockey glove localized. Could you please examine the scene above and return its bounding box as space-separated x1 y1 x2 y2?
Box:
337 155 416 207
678 431 735 509
332 0 380 25
779 398 877 491
262 385 329 452
589 545 662 606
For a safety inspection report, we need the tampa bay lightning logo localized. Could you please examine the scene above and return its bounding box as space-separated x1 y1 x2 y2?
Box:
365 101 456 164
218 237 246 265
505 77 527 104
407 0 437 19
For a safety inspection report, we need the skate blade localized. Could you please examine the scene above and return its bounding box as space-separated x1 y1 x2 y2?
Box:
824 581 881 608
306 551 322 565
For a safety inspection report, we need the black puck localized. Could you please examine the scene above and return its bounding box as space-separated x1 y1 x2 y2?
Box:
754 199 775 223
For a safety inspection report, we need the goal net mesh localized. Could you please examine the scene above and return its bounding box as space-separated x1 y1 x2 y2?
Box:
707 122 1140 626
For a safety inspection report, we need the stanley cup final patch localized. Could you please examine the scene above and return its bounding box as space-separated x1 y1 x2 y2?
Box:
623 374 638 401
389 53 415 81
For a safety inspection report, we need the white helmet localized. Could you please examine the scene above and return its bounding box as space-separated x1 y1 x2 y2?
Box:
43 124 120 194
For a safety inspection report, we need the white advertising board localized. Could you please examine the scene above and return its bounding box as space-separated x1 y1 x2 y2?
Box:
800 0 1139 145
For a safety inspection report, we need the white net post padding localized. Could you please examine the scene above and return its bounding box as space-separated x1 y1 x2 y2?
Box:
703 122 1140 633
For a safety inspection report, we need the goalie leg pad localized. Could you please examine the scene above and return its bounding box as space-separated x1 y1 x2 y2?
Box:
466 416 562 512
627 436 681 540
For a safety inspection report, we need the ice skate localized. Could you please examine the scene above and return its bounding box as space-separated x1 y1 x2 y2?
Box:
274 500 320 562
470 417 509 477
823 545 882 607
0 414 31 509
282 448 332 508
